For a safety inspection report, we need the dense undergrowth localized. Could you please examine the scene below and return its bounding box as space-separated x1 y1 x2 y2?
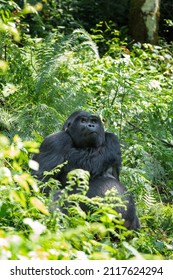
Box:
0 1 173 259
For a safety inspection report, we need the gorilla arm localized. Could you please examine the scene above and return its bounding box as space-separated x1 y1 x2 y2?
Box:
32 132 73 181
105 132 122 180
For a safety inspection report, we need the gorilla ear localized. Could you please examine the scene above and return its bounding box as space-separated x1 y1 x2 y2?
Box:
64 121 71 132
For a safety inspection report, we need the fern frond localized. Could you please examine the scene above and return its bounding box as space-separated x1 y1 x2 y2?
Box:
14 103 62 138
143 188 156 208
73 28 99 58
0 108 14 132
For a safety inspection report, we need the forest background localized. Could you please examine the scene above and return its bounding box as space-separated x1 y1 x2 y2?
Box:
0 0 173 260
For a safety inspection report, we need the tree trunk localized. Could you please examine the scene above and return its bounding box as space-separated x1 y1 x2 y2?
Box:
129 0 160 44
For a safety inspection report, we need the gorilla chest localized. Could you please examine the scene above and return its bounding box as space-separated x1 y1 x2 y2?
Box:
65 147 115 177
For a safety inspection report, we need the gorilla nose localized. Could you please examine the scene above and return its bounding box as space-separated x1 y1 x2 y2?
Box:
88 123 95 128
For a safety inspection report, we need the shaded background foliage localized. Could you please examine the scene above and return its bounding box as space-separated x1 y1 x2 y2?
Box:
13 0 173 42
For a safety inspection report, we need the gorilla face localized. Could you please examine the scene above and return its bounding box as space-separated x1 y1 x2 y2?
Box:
64 111 105 148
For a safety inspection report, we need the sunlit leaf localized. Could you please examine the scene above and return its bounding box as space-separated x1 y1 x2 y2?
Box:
30 197 49 215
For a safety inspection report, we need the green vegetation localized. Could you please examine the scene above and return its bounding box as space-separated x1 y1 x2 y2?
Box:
0 1 173 260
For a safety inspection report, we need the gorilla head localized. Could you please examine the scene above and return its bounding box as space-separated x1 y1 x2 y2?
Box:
63 110 105 148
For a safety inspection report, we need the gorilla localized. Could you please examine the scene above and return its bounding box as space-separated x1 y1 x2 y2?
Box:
32 110 140 230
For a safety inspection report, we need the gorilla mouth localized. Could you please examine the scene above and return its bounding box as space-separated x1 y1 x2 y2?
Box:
89 131 97 135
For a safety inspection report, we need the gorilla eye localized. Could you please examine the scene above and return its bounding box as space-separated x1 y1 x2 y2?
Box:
91 118 98 124
81 117 87 123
